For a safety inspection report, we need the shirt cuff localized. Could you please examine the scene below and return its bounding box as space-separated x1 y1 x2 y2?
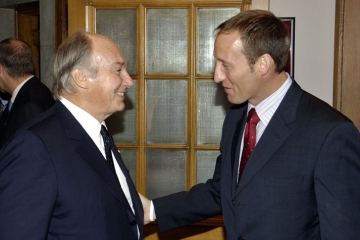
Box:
150 200 155 222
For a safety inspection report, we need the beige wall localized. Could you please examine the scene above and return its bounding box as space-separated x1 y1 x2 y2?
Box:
270 0 336 105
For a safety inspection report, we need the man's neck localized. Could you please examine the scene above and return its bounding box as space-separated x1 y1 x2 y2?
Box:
10 75 34 102
9 75 33 95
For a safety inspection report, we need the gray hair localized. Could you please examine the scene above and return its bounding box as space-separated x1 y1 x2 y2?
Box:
52 30 98 99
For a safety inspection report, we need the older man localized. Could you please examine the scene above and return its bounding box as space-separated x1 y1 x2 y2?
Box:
0 31 143 240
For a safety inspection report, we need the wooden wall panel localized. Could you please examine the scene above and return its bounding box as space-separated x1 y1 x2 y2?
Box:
334 0 360 130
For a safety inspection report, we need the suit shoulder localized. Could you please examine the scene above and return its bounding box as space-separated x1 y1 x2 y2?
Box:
28 81 54 100
16 80 55 110
300 91 352 123
18 107 60 135
295 92 357 137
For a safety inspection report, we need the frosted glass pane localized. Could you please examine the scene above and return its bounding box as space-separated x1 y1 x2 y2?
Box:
197 150 219 184
197 8 240 74
119 149 136 186
96 9 137 75
146 150 186 199
106 80 136 143
146 9 187 74
146 80 187 144
197 80 231 145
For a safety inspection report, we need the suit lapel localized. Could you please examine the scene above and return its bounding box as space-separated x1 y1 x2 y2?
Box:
229 110 247 196
235 81 302 195
54 101 133 212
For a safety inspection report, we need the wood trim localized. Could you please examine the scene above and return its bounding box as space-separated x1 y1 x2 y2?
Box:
137 4 147 195
68 0 86 34
85 3 96 32
333 0 344 111
188 4 197 188
56 0 68 48
333 0 360 129
92 0 251 6
144 224 226 240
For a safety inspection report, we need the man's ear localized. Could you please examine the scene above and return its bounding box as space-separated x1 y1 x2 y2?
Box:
71 69 89 89
256 54 274 76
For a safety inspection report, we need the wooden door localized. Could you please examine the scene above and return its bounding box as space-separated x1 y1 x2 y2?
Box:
16 2 40 78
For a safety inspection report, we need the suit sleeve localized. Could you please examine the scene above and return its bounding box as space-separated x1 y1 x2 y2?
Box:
153 153 222 232
314 122 360 239
0 131 57 239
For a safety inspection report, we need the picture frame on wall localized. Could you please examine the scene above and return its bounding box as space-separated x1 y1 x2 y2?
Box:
280 17 295 78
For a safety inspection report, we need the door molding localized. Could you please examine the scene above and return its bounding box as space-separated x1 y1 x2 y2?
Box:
333 0 360 129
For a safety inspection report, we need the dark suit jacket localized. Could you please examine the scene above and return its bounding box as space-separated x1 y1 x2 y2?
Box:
0 101 144 240
0 76 55 148
153 80 360 240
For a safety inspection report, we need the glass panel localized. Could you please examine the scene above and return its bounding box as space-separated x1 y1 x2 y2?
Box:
146 9 187 74
106 80 137 143
119 149 137 186
146 80 187 144
96 9 137 75
197 150 219 184
197 80 231 145
146 150 186 199
197 8 240 74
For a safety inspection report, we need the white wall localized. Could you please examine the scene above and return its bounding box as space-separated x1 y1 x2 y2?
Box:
270 0 336 105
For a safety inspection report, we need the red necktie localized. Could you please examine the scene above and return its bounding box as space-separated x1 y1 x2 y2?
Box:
238 108 260 182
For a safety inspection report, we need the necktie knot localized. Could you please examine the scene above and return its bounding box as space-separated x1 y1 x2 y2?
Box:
247 108 260 124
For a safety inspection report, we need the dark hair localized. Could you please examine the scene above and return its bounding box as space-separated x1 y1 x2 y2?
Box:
0 38 36 78
215 10 290 73
52 30 97 99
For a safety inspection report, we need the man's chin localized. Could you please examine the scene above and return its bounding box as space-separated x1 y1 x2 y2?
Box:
227 96 244 105
115 103 126 112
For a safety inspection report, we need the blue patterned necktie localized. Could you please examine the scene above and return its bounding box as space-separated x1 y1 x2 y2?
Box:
100 125 116 174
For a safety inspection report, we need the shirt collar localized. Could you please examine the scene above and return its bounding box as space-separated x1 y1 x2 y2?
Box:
249 73 293 126
59 96 105 143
